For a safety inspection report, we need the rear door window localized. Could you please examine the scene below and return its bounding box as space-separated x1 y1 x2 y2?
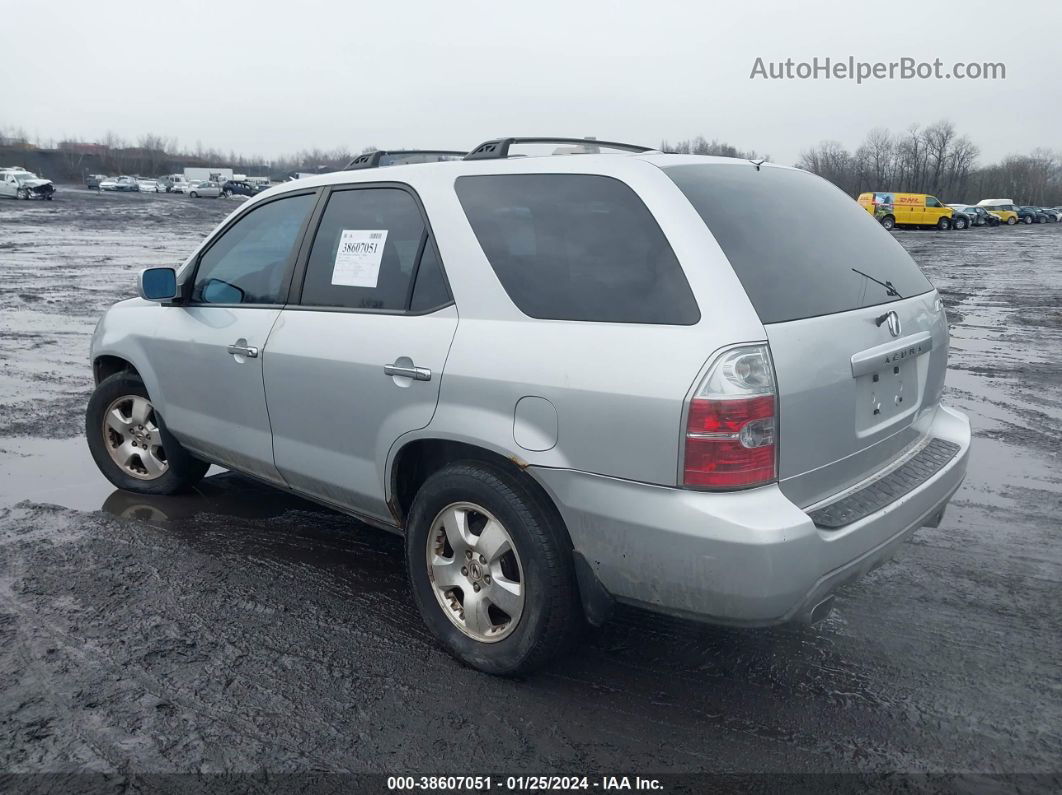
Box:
300 187 449 312
665 164 933 323
455 174 699 325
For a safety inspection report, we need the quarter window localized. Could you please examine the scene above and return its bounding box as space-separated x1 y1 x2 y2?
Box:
455 174 699 325
192 193 315 305
301 187 443 312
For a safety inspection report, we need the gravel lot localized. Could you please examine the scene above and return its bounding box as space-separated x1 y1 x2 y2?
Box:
0 188 1060 781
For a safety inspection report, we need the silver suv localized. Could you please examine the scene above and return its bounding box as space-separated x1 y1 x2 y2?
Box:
86 138 970 675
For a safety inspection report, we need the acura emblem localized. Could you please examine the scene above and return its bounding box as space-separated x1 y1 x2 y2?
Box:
886 311 901 337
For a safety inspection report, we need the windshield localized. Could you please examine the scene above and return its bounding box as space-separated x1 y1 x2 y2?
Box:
665 163 933 323
11 172 36 182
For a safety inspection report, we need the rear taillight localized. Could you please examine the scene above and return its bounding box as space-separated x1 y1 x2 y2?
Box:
682 344 777 489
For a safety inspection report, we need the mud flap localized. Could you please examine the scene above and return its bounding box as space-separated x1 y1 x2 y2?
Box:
572 551 614 627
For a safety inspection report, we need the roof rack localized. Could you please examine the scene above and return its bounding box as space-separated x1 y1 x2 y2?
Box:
464 137 653 161
345 150 468 170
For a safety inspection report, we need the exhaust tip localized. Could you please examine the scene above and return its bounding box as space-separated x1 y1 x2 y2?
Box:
809 595 836 624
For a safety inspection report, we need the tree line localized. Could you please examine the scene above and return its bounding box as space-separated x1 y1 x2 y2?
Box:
4 122 1060 204
791 121 1062 205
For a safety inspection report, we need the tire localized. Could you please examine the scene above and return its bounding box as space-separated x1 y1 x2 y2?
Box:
1023 215 1032 224
223 189 233 197
1007 216 1017 225
86 372 209 495
936 216 951 231
190 191 198 198
880 215 895 230
405 461 582 676
954 217 967 230
15 188 25 200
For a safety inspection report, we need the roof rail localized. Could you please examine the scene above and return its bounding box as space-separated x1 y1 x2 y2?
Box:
345 150 468 170
464 137 653 161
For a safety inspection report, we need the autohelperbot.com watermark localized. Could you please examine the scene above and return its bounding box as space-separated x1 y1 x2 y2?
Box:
750 56 1006 83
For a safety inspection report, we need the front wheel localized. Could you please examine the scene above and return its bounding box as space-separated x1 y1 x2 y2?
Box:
189 191 198 198
953 217 967 230
15 188 26 200
1023 215 1033 224
405 461 582 676
936 216 951 231
86 372 209 495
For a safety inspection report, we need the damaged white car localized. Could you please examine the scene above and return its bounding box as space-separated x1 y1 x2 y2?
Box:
0 168 56 200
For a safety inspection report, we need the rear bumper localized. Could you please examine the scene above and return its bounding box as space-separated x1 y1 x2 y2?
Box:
532 405 970 625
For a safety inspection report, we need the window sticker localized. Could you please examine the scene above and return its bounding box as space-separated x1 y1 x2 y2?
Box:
331 229 388 287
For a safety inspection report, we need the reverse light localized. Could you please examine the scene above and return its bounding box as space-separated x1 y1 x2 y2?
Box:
682 344 777 489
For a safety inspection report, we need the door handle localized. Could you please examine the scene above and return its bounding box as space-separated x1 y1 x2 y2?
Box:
227 343 259 358
384 363 431 381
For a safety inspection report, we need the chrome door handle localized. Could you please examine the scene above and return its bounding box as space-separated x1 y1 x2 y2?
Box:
227 344 259 358
384 363 431 381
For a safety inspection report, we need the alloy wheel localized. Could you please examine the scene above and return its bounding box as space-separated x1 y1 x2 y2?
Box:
426 502 525 643
101 395 169 480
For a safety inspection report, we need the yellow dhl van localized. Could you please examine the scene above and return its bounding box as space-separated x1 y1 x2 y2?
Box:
857 192 954 230
975 199 1020 225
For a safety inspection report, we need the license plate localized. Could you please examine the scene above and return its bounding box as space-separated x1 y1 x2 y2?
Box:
855 357 919 432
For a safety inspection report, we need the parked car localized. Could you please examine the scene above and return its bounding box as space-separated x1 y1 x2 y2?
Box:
112 176 140 192
966 206 1001 227
187 181 221 198
158 174 190 193
1032 207 1060 223
976 199 1019 225
0 168 56 200
857 191 953 230
948 207 972 230
85 141 971 675
220 180 257 198
137 178 161 193
85 174 107 190
1017 206 1047 224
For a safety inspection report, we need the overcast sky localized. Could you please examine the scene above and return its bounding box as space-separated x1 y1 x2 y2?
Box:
3 0 1058 165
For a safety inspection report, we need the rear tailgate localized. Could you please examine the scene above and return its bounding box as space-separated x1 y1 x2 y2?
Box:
765 292 948 507
664 161 948 507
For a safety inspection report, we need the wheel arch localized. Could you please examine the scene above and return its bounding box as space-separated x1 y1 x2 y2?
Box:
93 354 141 385
389 437 559 528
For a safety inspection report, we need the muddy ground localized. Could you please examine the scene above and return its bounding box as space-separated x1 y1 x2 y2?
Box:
0 188 1059 782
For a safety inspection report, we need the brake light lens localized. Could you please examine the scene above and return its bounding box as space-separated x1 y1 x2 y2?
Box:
683 344 777 489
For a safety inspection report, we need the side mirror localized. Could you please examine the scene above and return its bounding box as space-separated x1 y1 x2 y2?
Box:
137 267 178 302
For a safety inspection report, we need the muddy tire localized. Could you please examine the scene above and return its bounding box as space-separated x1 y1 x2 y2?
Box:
880 215 895 230
405 461 582 676
86 372 209 495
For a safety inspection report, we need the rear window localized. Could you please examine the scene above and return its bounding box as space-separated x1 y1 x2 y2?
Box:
665 164 933 324
456 174 699 325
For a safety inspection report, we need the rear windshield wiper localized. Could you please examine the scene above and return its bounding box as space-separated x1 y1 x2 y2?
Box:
851 267 903 298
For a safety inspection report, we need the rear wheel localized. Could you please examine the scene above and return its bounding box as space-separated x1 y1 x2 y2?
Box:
190 191 198 198
880 215 895 230
1007 216 1017 225
223 188 233 197
405 461 582 676
86 372 209 495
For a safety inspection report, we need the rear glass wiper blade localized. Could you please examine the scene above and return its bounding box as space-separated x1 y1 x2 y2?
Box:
851 267 903 298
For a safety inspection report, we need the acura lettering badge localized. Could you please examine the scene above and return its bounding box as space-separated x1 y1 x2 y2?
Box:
886 311 901 337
